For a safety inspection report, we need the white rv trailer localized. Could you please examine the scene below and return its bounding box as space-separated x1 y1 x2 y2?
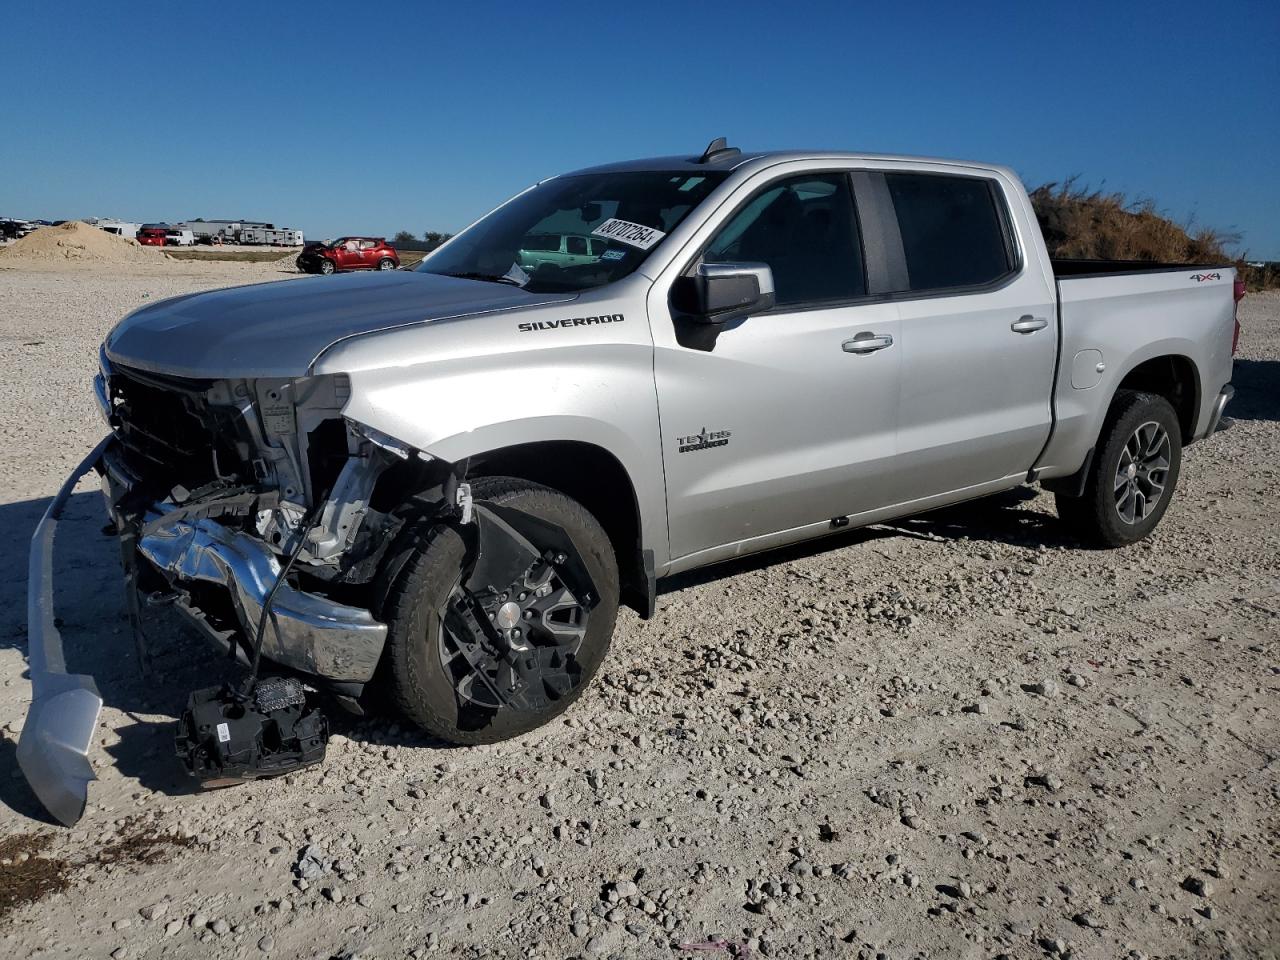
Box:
96 221 143 239
180 220 244 243
237 225 305 246
181 220 302 245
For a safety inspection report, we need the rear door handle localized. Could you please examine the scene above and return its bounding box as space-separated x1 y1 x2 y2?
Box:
842 333 894 354
1011 315 1048 334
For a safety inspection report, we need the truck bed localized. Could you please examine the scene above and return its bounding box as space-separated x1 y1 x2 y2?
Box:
1034 260 1237 482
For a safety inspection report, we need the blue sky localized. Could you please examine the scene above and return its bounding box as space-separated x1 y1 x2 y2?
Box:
4 1 1278 256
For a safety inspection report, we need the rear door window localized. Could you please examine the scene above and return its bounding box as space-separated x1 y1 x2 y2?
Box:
884 173 1014 291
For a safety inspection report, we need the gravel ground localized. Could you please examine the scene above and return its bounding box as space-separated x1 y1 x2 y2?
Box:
0 264 1276 960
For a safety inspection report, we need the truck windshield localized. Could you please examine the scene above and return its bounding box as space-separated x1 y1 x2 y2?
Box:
416 170 728 292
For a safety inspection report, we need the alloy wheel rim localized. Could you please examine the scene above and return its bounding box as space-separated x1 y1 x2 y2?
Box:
1114 420 1170 524
436 560 588 711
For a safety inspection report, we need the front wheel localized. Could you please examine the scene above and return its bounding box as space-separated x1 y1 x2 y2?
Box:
381 478 619 744
318 258 336 275
1055 389 1182 547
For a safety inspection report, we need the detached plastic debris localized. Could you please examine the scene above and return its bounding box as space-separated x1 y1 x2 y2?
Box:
175 677 328 788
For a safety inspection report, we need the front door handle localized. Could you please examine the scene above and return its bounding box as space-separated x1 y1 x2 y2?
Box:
1011 315 1049 334
842 332 894 354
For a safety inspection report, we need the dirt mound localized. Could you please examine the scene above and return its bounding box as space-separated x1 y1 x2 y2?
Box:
1029 179 1235 263
0 221 167 264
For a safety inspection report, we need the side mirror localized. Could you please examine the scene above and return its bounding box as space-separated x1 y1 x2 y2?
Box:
682 262 776 324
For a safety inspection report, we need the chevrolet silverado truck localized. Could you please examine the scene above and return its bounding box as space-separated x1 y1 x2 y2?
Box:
21 139 1240 824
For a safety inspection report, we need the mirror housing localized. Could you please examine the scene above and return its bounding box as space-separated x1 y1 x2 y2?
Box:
681 262 776 324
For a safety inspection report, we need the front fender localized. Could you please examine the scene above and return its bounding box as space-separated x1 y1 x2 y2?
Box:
330 333 667 566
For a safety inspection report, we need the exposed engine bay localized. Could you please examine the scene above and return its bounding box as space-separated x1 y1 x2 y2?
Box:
96 350 460 696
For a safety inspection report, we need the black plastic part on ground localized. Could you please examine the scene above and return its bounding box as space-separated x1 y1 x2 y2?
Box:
174 678 327 787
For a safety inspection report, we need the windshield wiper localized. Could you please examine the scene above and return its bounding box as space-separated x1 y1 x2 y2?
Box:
442 271 523 286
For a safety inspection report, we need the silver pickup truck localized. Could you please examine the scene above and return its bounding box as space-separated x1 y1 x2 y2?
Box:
21 140 1240 824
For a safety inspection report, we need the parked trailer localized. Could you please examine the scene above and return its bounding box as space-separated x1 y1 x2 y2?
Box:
96 221 142 239
238 226 304 246
181 221 301 245
181 221 244 244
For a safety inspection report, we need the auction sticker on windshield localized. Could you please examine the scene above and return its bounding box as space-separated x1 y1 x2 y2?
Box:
592 218 666 250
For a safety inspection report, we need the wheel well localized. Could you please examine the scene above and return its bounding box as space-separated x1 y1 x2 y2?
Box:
466 441 652 618
1116 355 1200 442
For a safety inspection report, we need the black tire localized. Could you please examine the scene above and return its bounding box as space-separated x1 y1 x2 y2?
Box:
382 478 619 744
377 257 396 271
1055 389 1182 547
319 258 336 275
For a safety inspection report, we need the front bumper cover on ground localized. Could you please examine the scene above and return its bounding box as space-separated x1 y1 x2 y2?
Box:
17 438 112 826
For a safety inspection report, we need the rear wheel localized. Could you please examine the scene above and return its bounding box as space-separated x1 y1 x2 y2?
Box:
319 258 336 275
377 257 396 271
1055 389 1182 547
382 478 619 744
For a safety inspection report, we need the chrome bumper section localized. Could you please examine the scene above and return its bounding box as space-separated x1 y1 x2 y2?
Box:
1201 384 1235 438
137 518 386 683
17 438 112 827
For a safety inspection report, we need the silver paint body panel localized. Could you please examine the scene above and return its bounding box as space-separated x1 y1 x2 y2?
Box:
105 270 575 379
313 153 1235 574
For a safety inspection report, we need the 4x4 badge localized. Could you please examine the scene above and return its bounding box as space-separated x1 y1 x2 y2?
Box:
678 427 732 453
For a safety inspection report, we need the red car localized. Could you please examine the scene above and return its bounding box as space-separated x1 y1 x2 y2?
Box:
136 225 168 247
296 237 399 274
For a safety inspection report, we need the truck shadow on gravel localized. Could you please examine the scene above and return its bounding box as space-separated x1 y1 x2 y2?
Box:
1227 358 1280 422
660 486 1066 595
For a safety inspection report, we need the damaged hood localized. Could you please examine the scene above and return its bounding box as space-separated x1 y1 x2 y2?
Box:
105 270 575 379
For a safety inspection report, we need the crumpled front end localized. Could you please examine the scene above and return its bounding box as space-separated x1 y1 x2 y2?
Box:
133 507 386 682
19 353 454 825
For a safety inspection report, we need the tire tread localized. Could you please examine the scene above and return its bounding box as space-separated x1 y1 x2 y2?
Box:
381 477 618 744
1055 389 1181 548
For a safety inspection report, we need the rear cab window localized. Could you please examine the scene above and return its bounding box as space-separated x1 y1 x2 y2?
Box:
884 172 1016 291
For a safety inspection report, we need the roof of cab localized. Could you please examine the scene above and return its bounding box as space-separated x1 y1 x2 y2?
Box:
561 147 1011 180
